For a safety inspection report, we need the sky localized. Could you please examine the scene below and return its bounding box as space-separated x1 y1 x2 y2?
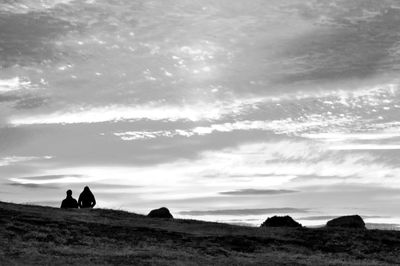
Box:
1 0 400 227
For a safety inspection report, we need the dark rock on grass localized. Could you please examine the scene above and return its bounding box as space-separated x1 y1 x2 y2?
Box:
260 215 302 228
147 207 173 219
326 215 365 229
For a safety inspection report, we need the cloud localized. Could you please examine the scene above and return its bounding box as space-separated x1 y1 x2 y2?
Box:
276 3 400 83
0 156 52 167
301 120 400 143
0 0 76 14
14 96 49 110
6 180 139 193
10 174 83 181
0 77 31 93
329 144 400 150
179 207 309 216
0 10 75 67
110 83 400 142
219 189 298 195
113 114 357 141
7 182 58 189
9 174 95 185
9 99 260 125
298 215 389 221
302 132 400 142
10 81 397 127
0 77 47 114
190 141 400 188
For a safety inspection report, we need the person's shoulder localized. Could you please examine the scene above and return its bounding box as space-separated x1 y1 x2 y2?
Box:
61 199 67 208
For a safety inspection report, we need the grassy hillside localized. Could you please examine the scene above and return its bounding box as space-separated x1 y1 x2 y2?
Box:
1 202 400 265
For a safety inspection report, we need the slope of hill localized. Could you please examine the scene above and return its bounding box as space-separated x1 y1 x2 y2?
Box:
1 201 400 265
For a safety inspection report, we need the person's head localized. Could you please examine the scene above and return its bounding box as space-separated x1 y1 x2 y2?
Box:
83 186 90 192
66 189 72 197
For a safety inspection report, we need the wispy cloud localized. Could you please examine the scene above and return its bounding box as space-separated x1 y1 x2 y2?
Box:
302 132 400 142
107 82 400 147
7 182 58 189
9 174 94 185
179 207 309 216
10 81 398 127
0 156 52 167
219 189 298 195
0 77 31 93
298 215 389 221
191 141 400 188
114 115 357 141
0 0 76 14
10 174 83 181
9 99 260 125
329 144 400 150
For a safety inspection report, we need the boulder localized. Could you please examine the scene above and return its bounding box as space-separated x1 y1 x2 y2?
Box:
147 207 173 219
260 215 302 228
326 215 365 229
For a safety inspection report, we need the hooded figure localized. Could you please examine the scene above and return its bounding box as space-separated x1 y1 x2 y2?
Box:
78 186 96 208
61 189 78 209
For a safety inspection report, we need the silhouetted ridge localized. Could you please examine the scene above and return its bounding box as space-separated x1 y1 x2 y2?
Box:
326 215 365 229
260 215 302 228
148 207 173 218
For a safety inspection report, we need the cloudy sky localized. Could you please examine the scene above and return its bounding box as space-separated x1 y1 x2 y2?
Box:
1 0 400 227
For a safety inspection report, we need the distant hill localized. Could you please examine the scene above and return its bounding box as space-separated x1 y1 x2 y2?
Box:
1 201 400 265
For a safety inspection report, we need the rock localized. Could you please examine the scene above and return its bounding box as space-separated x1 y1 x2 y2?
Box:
147 207 173 219
326 215 365 229
260 215 302 228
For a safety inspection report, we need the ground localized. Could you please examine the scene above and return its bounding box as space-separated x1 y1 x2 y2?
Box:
1 201 400 265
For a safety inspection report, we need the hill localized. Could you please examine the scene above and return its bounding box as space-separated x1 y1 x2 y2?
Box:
1 201 400 265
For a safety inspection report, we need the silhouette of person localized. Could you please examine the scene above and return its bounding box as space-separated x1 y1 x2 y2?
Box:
78 186 96 208
61 189 78 209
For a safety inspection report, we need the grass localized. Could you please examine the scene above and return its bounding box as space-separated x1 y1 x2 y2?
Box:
1 201 400 265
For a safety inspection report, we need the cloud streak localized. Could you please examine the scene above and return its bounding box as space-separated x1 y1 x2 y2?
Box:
302 132 400 142
113 115 357 141
219 189 298 195
9 174 94 185
0 77 31 93
0 0 76 14
109 83 400 142
7 182 57 189
179 208 309 216
10 81 399 127
0 156 52 167
9 99 259 125
298 215 389 221
329 144 400 150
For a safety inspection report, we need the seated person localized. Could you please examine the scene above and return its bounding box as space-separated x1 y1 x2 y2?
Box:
61 189 78 209
78 186 96 208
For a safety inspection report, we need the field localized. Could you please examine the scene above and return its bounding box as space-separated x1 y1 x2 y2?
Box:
1 201 400 265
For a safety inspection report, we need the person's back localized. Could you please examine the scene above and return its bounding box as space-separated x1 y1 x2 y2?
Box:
78 186 96 208
61 190 78 209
